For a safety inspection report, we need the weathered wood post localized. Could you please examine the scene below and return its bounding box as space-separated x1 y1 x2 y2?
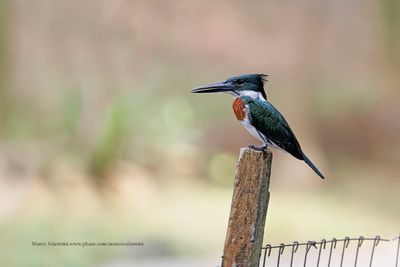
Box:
222 147 272 267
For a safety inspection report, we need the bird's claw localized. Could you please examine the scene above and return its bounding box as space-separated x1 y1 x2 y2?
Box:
247 145 268 155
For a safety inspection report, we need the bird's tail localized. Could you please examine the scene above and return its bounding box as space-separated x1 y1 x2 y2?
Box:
302 153 325 179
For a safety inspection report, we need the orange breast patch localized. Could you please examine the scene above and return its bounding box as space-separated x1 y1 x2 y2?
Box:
232 98 246 121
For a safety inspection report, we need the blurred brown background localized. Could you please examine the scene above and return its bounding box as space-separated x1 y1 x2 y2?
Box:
0 0 399 266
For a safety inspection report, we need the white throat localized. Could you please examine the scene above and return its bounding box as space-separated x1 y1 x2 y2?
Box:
224 90 266 101
238 90 265 100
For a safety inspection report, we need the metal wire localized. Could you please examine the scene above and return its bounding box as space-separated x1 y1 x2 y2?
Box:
394 234 400 267
289 241 299 267
276 243 285 267
262 244 272 267
316 239 327 267
369 235 380 267
339 237 350 267
259 235 397 267
303 241 316 267
327 238 337 267
261 245 267 267
354 236 364 267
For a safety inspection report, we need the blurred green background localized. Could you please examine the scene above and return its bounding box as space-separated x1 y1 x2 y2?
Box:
0 0 399 266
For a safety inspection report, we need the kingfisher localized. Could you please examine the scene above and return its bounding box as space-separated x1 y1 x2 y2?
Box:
191 74 325 179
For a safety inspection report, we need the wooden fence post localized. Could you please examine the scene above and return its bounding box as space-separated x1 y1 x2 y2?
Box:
222 147 272 267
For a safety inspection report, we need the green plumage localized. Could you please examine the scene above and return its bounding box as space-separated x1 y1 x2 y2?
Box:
243 96 324 179
242 96 303 159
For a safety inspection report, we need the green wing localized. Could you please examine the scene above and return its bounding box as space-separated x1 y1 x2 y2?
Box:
246 97 304 160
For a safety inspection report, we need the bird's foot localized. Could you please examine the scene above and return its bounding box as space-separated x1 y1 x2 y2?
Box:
248 144 268 155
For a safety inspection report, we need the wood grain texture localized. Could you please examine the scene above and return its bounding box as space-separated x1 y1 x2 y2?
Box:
222 147 272 267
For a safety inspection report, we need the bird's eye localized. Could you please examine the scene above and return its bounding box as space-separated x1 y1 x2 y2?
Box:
236 79 244 85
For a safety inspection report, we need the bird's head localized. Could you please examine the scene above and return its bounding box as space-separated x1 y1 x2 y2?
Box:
191 74 268 99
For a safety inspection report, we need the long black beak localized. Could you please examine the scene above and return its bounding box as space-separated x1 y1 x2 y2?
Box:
191 81 235 94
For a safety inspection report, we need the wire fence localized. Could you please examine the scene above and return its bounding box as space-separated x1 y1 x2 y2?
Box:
260 235 400 267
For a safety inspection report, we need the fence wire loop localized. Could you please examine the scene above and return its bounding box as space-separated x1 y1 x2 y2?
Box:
369 236 381 267
265 244 272 257
374 235 381 247
321 239 327 249
289 241 299 267
293 241 300 252
332 238 338 249
344 236 350 248
303 241 315 267
278 243 285 254
354 236 364 267
276 243 285 267
340 237 351 267
358 236 364 247
316 239 327 267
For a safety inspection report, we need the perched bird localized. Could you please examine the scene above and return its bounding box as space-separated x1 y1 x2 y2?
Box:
191 74 325 179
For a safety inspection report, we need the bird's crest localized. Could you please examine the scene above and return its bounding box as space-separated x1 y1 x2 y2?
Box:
254 74 268 99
